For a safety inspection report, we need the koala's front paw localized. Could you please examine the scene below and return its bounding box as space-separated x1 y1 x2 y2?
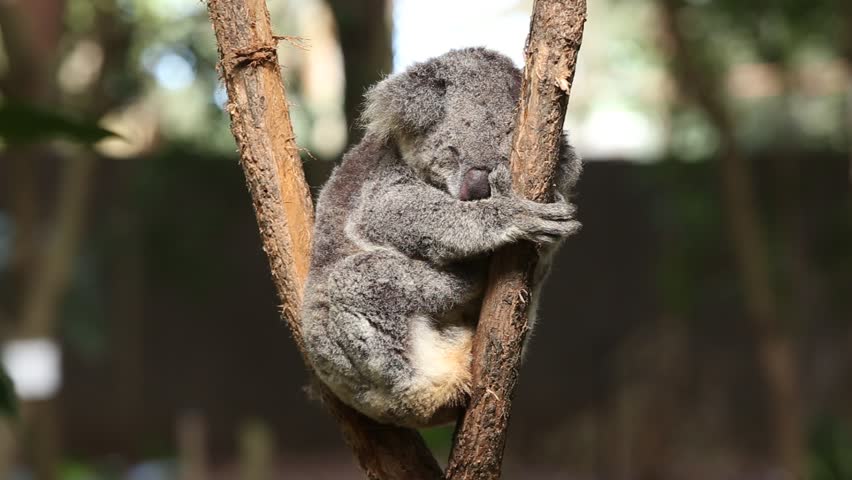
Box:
516 195 581 244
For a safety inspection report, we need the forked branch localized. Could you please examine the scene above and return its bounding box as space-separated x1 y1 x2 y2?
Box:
207 0 586 477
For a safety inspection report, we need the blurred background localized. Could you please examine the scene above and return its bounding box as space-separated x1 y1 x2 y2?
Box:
0 0 850 478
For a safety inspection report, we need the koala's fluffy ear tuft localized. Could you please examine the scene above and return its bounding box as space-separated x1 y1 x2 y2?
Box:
361 61 447 141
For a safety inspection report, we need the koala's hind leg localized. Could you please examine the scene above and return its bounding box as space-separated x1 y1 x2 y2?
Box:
401 313 473 425
323 250 477 427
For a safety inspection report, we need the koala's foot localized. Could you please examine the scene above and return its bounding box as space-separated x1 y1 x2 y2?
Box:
354 315 474 428
306 251 478 428
398 316 473 427
327 315 472 428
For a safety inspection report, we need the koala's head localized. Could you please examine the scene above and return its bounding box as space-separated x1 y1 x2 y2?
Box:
361 48 522 201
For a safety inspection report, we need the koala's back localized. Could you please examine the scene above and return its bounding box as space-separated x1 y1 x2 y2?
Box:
302 136 482 427
307 138 385 274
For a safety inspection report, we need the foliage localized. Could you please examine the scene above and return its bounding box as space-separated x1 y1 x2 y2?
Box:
0 102 117 145
420 424 455 460
0 366 17 418
810 417 852 480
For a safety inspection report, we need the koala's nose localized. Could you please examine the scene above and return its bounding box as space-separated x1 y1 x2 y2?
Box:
459 167 491 201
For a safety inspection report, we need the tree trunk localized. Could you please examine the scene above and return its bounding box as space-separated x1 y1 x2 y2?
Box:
18 154 96 339
4 154 38 299
0 3 73 478
445 1 587 479
657 1 804 476
326 0 393 145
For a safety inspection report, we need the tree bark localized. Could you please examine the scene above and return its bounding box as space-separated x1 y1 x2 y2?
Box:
657 0 804 476
445 1 587 479
205 2 442 479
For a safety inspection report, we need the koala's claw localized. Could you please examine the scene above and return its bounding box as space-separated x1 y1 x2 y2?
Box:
532 234 564 245
539 201 576 221
520 197 576 221
522 218 581 245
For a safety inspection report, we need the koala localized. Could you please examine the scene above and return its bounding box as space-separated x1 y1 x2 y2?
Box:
301 48 581 428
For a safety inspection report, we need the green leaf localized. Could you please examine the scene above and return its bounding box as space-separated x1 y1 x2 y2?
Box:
0 102 119 145
419 424 454 458
0 366 18 418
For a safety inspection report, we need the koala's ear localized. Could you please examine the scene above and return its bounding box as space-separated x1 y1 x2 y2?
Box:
557 134 583 194
361 61 447 140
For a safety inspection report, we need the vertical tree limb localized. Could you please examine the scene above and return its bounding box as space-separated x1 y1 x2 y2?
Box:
657 0 803 476
205 1 442 478
445 1 587 479
1 3 87 478
18 154 96 339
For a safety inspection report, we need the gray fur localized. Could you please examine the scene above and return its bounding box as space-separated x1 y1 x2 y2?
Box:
301 48 582 428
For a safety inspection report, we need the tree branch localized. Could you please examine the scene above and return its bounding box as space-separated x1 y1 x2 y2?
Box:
656 0 803 476
445 1 587 479
18 153 95 338
205 1 442 478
